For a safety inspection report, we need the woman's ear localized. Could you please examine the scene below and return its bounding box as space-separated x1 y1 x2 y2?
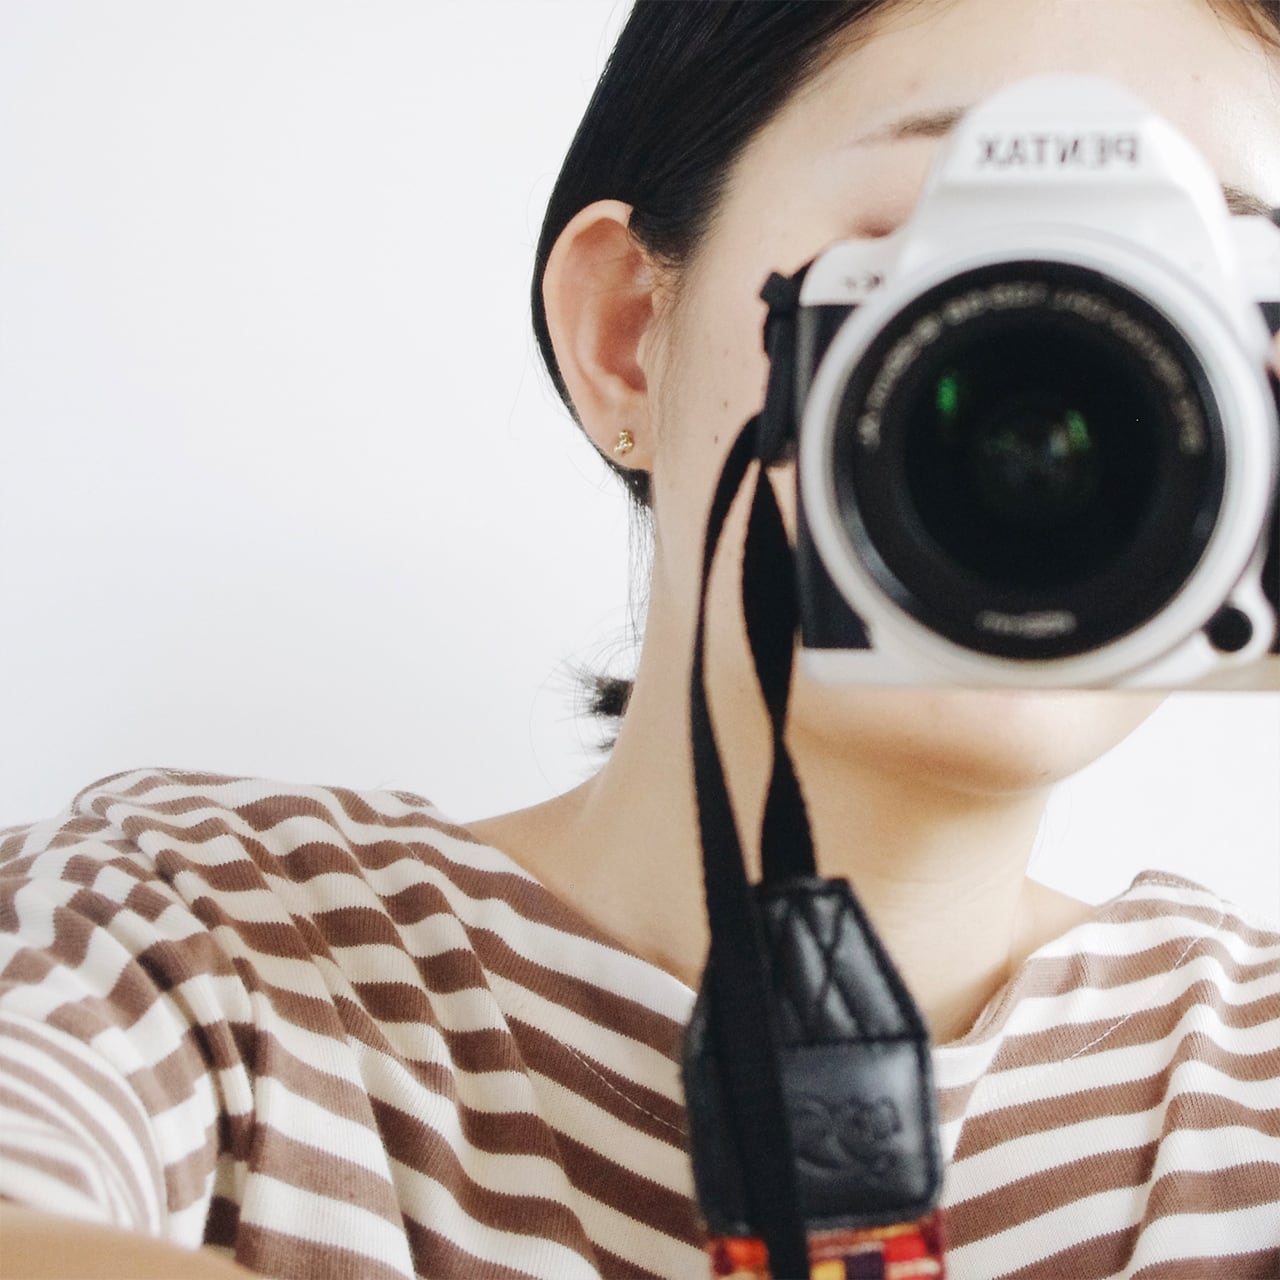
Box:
542 200 660 471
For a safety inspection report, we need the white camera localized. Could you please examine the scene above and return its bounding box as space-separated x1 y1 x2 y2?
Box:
770 75 1280 687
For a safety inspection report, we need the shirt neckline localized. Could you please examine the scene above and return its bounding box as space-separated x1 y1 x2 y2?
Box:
449 806 1216 1053
939 870 1218 1050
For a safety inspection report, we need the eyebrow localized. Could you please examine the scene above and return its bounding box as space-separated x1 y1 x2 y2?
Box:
852 106 1275 217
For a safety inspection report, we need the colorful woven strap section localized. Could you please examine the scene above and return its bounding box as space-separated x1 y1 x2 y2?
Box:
707 1210 946 1279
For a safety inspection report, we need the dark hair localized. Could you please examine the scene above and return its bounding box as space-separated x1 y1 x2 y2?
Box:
532 0 1280 724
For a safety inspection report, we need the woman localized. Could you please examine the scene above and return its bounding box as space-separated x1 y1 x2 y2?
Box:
2 1 1278 1277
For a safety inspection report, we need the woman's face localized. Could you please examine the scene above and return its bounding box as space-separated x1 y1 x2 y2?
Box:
642 0 1280 794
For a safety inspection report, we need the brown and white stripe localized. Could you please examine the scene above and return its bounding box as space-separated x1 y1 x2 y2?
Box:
935 872 1280 1277
2 769 1277 1278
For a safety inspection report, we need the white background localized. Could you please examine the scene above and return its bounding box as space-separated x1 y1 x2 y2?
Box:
1 1 1276 920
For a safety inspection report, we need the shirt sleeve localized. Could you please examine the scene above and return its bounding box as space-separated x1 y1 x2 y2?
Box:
0 801 240 1247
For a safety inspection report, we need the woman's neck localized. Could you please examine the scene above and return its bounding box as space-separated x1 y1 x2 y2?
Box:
469 628 1092 1045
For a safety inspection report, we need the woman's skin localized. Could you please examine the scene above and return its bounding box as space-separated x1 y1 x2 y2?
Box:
475 0 1280 1045
3 1 1279 1276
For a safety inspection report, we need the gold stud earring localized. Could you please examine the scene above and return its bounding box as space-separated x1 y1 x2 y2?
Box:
613 429 636 457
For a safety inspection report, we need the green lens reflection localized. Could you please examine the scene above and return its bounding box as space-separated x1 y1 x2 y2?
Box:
1065 410 1090 453
936 372 961 420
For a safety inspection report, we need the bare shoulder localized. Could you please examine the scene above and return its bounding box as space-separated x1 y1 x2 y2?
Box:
465 781 594 878
1015 878 1099 964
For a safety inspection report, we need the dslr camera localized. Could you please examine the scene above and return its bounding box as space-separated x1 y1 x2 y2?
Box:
775 75 1280 688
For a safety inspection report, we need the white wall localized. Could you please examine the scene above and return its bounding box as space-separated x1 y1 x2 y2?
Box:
1 1 1276 922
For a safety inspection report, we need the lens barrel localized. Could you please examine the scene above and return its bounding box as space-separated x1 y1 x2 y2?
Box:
831 263 1225 659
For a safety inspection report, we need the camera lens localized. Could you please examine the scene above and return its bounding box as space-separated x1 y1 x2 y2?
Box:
831 262 1224 659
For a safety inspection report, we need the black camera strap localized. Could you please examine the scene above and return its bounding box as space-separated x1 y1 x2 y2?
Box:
681 275 944 1278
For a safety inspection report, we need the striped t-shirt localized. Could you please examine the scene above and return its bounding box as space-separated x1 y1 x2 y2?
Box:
0 768 1276 1279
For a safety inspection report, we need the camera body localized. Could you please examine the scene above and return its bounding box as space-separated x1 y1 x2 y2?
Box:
784 75 1280 688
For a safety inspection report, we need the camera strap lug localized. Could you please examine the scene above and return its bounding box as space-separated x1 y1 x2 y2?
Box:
755 269 810 466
